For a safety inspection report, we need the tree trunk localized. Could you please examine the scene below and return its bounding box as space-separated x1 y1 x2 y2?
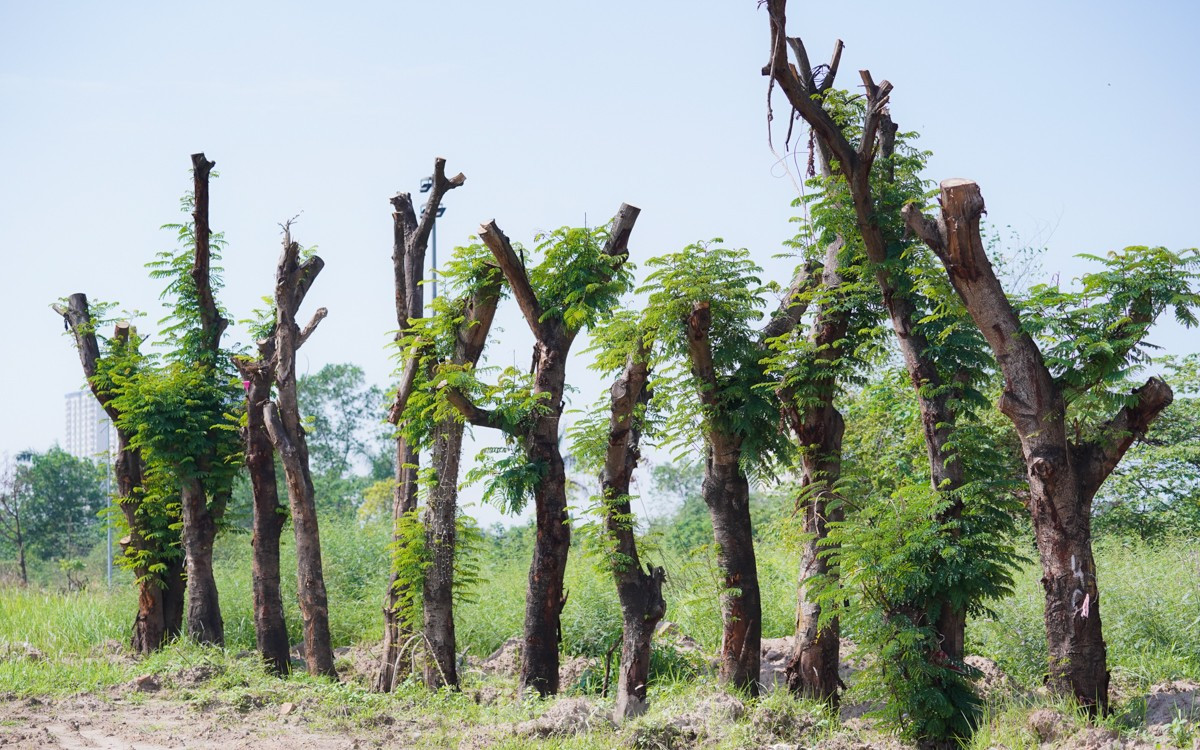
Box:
786 404 844 701
242 366 290 674
265 233 336 679
422 422 462 689
903 178 1176 713
521 340 572 696
462 207 638 697
704 446 761 695
180 477 223 644
600 346 666 720
376 160 465 692
376 439 419 691
56 296 177 654
765 12 969 665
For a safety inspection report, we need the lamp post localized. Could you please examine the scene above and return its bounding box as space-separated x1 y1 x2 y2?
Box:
419 177 447 302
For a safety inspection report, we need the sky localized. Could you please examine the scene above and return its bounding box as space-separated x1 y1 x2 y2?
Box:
2 1 1197 527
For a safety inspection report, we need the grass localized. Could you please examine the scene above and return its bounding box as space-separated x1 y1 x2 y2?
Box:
1 520 1197 748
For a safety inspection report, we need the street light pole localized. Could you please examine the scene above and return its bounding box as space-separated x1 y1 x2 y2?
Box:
419 176 447 303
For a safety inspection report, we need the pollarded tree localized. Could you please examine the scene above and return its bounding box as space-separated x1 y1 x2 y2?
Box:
764 13 1001 690
232 255 325 675
446 206 640 695
112 154 242 645
55 298 185 652
639 240 804 695
569 312 665 720
262 225 335 678
387 241 504 689
376 158 464 692
905 180 1200 711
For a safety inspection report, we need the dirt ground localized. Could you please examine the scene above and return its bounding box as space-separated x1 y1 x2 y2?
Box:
0 695 383 750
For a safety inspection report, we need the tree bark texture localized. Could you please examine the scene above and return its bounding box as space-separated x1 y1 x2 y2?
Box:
56 296 178 654
265 232 336 678
682 301 762 695
600 345 666 721
461 205 639 696
422 274 502 689
178 153 228 645
180 477 223 644
376 158 466 692
780 239 849 701
234 352 290 674
903 178 1176 712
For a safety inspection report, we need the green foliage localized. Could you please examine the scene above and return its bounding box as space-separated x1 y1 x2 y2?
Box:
1094 354 1200 539
13 447 106 561
528 224 633 333
640 240 792 474
1018 246 1200 413
386 508 487 633
297 362 391 491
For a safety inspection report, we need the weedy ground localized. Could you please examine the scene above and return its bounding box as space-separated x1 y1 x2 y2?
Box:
0 521 1197 749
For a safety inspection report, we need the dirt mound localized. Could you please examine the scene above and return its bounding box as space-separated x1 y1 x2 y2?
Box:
1144 680 1200 727
760 636 792 691
478 638 522 676
515 697 612 737
965 654 1018 700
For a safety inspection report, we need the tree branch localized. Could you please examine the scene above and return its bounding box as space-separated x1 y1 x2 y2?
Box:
603 203 641 262
442 385 506 432
412 157 466 257
190 152 227 347
388 343 424 425
1076 377 1174 499
297 307 328 350
685 301 719 409
760 258 823 344
479 218 546 340
763 0 858 173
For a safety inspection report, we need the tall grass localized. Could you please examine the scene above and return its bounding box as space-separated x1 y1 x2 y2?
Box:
1 516 1197 699
969 536 1200 688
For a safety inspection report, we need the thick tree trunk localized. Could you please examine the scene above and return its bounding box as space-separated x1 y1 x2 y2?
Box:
765 12 970 665
601 347 666 721
786 404 844 701
180 477 223 644
376 161 465 692
521 341 572 697
243 368 290 674
266 234 336 679
904 178 1176 713
703 447 761 695
57 296 177 654
422 422 463 689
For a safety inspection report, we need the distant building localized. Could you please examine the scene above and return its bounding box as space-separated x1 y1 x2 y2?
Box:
64 391 117 463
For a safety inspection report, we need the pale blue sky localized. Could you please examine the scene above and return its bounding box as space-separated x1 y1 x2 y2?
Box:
2 1 1197 525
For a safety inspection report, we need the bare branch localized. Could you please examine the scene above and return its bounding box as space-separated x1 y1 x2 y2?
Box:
685 301 719 407
603 203 641 262
760 258 824 344
297 307 328 349
189 153 227 347
479 218 545 339
1077 377 1174 499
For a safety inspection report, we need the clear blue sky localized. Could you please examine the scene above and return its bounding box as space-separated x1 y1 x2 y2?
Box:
2 1 1197 525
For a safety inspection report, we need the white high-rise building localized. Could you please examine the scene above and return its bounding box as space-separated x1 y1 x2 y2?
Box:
64 391 118 462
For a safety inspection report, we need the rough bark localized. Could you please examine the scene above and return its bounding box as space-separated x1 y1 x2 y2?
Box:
177 153 228 645
781 236 849 702
265 231 336 678
764 13 969 665
422 276 502 689
682 301 762 694
903 178 1175 712
181 477 223 644
55 296 175 653
234 346 290 674
377 158 465 692
600 344 666 721
454 205 639 696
